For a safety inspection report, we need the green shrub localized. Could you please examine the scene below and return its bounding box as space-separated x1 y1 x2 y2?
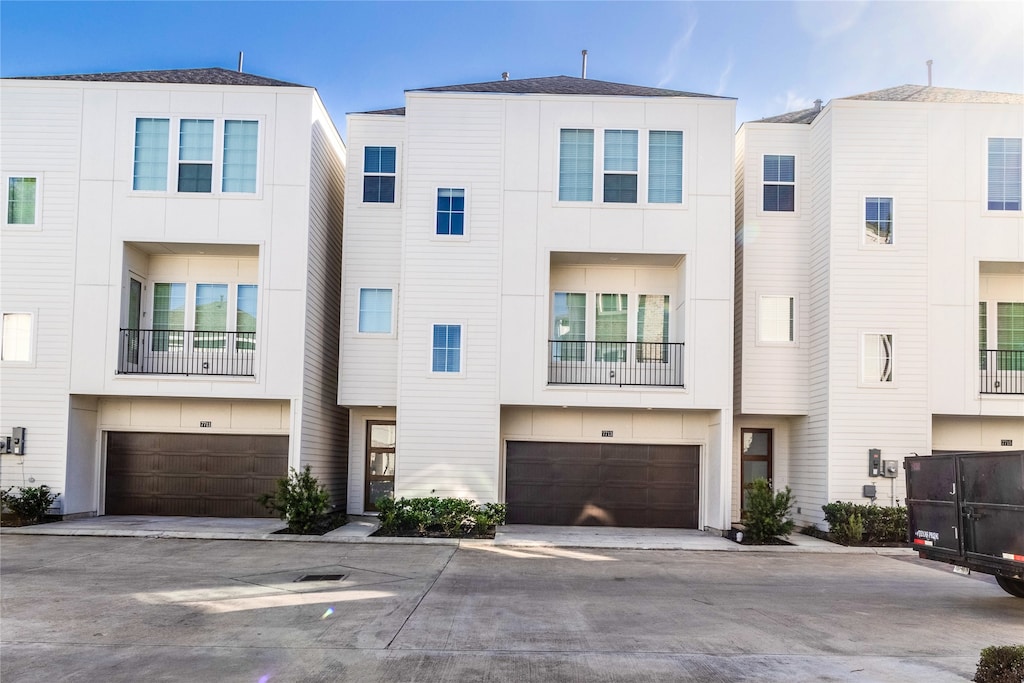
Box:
375 497 506 537
822 502 907 544
974 644 1024 683
742 479 795 543
259 466 331 534
1 485 58 525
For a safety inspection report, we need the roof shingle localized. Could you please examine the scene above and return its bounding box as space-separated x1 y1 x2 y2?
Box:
412 75 728 99
6 67 306 88
841 84 1023 104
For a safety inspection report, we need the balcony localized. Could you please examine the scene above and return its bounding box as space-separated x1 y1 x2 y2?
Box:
117 329 255 377
980 349 1024 395
548 340 684 387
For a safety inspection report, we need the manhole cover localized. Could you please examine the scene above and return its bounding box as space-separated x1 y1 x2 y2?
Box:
294 574 346 583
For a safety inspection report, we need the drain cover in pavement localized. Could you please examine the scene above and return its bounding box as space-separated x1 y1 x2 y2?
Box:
294 574 346 582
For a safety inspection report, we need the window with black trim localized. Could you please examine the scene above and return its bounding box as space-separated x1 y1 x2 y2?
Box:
763 155 795 212
363 146 396 203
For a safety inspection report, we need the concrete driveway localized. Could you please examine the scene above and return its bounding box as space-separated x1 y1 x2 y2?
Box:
2 535 1021 682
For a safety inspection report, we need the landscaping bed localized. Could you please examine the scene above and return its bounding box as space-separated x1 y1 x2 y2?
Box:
271 509 348 536
371 496 506 539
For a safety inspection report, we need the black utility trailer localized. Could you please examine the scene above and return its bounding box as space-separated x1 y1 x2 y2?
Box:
905 451 1024 598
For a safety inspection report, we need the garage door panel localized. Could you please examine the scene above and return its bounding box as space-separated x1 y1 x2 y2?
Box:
105 432 288 517
506 441 699 528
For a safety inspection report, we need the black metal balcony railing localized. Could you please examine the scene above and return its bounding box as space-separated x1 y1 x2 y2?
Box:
548 340 684 387
117 329 256 376
980 349 1024 394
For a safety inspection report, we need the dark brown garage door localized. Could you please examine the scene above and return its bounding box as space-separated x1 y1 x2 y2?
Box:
505 441 699 528
105 432 288 517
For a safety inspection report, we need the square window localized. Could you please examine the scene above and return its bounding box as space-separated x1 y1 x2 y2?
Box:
436 188 466 236
364 146 397 203
862 333 894 383
1 313 32 362
559 129 594 201
759 296 795 343
988 137 1022 211
763 155 795 212
177 163 213 193
6 177 38 225
358 288 393 333
865 197 894 245
431 324 462 373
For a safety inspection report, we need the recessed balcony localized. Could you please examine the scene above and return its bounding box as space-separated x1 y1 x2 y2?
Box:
117 329 255 377
548 340 684 387
980 349 1023 394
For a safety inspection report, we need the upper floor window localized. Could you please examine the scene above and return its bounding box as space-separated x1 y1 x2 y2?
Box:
5 176 39 226
559 129 594 202
436 188 465 235
758 295 795 343
1 312 32 363
988 137 1022 211
648 131 683 204
363 146 396 203
431 324 462 373
133 117 259 194
864 197 893 245
603 129 638 203
358 288 393 334
862 333 894 383
763 155 795 212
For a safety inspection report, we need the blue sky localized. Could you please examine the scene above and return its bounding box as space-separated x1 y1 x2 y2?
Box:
2 1 1021 136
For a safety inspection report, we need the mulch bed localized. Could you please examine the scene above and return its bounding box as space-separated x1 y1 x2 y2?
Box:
800 525 910 548
371 527 496 540
271 511 348 536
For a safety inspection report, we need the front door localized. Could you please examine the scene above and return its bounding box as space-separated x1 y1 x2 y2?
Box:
740 428 773 513
365 421 396 512
127 277 143 365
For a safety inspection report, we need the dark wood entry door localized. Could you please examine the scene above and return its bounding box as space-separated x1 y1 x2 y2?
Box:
505 441 700 528
105 432 288 517
740 428 773 513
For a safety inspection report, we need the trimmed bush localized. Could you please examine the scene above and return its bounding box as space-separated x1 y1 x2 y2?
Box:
375 496 506 537
259 466 331 534
1 485 58 525
822 501 907 544
974 644 1024 683
742 478 796 543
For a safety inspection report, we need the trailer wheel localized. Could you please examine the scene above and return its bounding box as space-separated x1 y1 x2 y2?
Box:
995 576 1024 598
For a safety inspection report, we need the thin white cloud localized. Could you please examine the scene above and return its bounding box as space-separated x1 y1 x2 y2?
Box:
657 11 698 88
715 53 734 97
794 1 868 42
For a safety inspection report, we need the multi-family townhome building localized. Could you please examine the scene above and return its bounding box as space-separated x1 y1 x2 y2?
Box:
340 75 737 530
0 68 348 517
734 85 1024 528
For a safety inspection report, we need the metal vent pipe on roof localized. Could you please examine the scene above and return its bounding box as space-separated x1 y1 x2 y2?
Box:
927 59 933 86
238 51 244 73
581 49 588 79
502 72 509 81
814 99 823 112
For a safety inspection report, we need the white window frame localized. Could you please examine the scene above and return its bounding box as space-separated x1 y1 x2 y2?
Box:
550 290 675 345
130 115 263 198
361 143 401 207
756 294 797 345
758 153 798 217
427 321 466 377
553 126 688 209
860 331 896 386
984 136 1023 214
3 173 41 229
1 311 36 366
862 195 895 247
431 185 470 242
356 287 396 336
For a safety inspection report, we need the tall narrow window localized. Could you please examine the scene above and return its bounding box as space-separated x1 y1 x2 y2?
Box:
988 137 1022 211
177 119 214 193
1 313 32 362
6 177 38 225
195 284 228 349
763 154 795 211
997 302 1024 370
133 118 169 191
552 292 586 361
358 288 393 334
222 120 259 193
648 131 683 203
595 293 628 361
431 324 462 373
363 146 396 203
236 284 258 350
152 283 185 351
863 333 894 383
979 302 988 370
865 197 893 245
637 294 670 361
558 129 594 201
759 296 795 343
603 129 638 203
436 188 465 235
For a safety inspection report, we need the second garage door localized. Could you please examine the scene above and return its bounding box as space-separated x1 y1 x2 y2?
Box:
505 441 700 528
105 432 288 517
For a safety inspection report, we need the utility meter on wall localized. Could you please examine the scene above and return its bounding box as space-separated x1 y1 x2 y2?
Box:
882 460 898 478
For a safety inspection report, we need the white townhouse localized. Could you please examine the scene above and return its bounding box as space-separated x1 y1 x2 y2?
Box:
734 85 1024 528
340 75 737 530
0 68 349 517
